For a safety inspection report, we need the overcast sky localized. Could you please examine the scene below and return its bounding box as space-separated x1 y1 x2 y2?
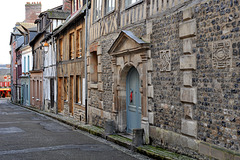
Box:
1 0 62 64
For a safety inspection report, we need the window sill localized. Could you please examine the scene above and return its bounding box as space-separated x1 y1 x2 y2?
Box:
92 17 101 24
104 9 115 18
75 103 82 106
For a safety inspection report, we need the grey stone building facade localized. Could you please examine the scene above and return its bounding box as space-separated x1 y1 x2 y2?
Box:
88 0 240 159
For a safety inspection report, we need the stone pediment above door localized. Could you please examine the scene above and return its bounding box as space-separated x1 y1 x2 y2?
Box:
108 30 149 56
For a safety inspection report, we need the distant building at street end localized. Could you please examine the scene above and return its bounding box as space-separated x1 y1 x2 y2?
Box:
0 67 11 97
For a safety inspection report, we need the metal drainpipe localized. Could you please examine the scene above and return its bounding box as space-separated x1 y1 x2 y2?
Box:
84 0 89 124
16 60 17 103
54 36 58 114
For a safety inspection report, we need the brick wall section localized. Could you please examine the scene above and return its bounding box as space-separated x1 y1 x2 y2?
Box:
101 36 115 112
62 0 71 12
25 2 41 23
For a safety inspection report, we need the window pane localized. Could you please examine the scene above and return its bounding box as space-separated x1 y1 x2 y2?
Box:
77 29 83 58
72 0 76 12
125 0 140 7
69 33 74 60
59 39 63 61
106 0 115 13
78 0 82 9
24 57 26 73
28 56 30 72
94 0 102 21
76 75 81 103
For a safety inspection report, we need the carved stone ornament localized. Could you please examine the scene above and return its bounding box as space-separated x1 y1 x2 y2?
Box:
159 50 171 71
212 41 232 69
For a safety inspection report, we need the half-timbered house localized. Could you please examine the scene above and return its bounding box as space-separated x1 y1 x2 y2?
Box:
54 0 86 121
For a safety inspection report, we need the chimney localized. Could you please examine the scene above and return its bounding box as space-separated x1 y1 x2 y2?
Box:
63 0 71 12
24 2 41 23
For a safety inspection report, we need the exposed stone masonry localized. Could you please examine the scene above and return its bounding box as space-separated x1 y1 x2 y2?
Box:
88 0 240 159
193 0 240 151
151 12 183 133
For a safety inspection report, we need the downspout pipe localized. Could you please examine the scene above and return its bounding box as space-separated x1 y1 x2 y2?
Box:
84 0 89 124
54 36 58 114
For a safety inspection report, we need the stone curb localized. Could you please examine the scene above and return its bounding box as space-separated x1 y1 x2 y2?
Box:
13 102 195 160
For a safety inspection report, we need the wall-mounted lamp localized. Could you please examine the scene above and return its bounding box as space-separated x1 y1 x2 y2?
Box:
43 41 49 54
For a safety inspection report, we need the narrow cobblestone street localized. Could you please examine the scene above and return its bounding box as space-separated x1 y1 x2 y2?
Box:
0 99 151 160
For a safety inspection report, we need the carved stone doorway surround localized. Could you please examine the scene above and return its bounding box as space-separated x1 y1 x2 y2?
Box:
108 30 151 143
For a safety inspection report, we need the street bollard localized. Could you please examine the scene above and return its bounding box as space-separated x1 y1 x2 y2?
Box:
132 128 144 147
104 120 115 135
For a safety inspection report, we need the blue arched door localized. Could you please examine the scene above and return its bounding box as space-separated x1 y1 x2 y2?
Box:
126 67 141 133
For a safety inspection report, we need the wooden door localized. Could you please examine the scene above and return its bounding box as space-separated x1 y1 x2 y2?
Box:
126 67 141 133
69 76 74 115
58 78 63 112
50 78 54 108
